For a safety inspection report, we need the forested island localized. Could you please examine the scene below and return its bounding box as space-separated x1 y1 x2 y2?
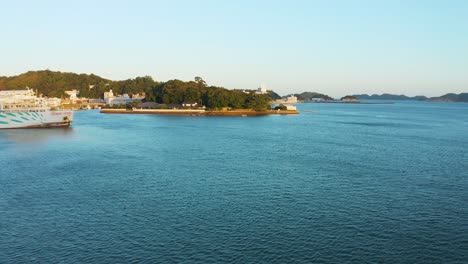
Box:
294 92 334 101
354 94 428 101
427 93 468 102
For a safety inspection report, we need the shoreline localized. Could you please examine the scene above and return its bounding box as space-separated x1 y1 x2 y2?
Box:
100 108 299 116
300 101 395 105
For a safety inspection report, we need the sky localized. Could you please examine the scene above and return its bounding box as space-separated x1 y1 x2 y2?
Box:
1 0 467 97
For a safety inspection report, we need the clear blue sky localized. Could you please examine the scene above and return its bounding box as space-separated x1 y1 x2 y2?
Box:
1 0 467 97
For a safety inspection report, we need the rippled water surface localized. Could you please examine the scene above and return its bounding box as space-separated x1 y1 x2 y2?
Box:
1 102 467 263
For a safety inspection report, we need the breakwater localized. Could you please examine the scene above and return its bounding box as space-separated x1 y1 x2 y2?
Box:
100 108 298 116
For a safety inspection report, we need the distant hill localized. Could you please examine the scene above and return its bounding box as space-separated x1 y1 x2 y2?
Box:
294 92 334 101
354 93 468 102
428 93 468 102
354 94 428 101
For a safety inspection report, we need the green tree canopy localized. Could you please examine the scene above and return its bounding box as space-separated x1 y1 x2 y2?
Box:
0 70 273 110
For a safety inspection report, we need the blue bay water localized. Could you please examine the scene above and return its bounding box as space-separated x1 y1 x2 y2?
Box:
1 102 467 263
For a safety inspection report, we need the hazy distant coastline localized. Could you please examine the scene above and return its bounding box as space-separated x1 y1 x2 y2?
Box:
353 93 468 103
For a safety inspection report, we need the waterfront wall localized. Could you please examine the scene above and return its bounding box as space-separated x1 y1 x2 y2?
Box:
100 109 298 116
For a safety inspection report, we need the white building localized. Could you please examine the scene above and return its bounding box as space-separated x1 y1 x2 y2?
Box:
285 104 296 110
104 89 114 101
0 89 37 103
310 98 325 102
182 102 198 108
256 84 268 94
274 95 298 105
285 95 298 104
65 90 80 104
104 89 143 106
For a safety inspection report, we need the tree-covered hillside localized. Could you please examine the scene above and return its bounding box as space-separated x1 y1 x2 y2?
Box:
0 70 158 99
0 71 272 110
152 80 271 110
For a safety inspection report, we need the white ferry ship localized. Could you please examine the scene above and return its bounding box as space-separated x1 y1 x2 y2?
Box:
0 89 73 129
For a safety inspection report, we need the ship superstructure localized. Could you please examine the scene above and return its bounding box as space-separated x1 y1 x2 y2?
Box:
0 89 73 129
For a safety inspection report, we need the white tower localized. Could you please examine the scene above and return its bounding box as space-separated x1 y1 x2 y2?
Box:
257 84 268 94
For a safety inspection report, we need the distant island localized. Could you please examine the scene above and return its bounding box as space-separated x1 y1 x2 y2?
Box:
353 93 468 102
340 95 359 102
353 94 428 101
426 93 468 102
294 92 334 101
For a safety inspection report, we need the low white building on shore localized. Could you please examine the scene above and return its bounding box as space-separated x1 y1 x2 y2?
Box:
285 95 298 104
182 102 198 108
285 104 296 110
104 89 143 106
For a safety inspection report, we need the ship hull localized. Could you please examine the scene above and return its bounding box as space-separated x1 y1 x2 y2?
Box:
0 110 74 129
